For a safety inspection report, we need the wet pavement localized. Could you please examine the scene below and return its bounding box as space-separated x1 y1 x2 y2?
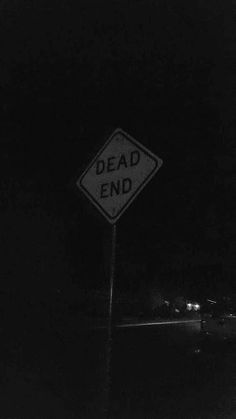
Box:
1 317 236 418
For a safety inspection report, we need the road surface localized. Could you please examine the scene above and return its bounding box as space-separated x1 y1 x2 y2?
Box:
1 317 236 418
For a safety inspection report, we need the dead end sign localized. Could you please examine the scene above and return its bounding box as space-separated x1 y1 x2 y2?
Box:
77 128 163 224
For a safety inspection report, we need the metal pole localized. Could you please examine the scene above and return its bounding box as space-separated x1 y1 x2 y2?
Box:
104 223 117 418
108 223 116 336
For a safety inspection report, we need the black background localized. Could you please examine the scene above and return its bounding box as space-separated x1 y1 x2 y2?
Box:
0 0 235 301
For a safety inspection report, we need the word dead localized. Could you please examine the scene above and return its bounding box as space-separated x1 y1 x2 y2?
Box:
96 150 140 175
96 150 140 199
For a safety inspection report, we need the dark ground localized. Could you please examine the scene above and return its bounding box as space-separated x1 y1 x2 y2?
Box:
1 313 236 419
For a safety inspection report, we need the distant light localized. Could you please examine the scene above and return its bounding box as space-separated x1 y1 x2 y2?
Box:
187 303 192 311
193 303 200 311
207 299 216 304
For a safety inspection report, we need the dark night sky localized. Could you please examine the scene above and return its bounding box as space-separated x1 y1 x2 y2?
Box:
0 0 235 300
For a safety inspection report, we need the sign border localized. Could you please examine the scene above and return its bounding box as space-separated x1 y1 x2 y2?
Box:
77 128 163 224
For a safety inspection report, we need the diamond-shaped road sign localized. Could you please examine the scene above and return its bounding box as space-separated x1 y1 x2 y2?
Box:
77 128 163 224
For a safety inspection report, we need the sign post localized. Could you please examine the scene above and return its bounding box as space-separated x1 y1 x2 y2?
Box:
104 222 116 418
76 128 163 417
108 223 116 337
